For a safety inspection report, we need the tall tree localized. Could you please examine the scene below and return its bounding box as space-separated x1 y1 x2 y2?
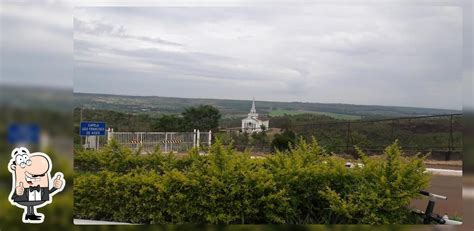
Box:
152 115 184 132
181 105 221 131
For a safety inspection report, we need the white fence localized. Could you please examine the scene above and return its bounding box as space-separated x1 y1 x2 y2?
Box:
104 129 212 153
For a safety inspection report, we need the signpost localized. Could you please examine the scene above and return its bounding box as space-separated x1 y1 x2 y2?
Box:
7 123 40 145
80 122 106 150
80 122 106 136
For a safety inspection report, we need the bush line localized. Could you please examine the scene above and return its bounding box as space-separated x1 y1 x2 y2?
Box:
74 138 430 224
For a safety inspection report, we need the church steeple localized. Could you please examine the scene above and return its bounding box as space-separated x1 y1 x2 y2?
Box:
248 98 258 118
242 97 269 133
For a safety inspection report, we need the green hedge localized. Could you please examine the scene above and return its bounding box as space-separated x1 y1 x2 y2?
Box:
74 141 188 174
74 138 430 224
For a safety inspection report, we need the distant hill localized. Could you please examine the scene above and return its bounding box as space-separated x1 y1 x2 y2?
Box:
1 85 72 112
74 92 460 120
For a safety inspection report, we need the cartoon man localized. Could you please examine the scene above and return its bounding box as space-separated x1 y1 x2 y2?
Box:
8 147 65 223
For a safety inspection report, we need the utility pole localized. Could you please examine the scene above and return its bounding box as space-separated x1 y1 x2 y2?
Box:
448 115 454 161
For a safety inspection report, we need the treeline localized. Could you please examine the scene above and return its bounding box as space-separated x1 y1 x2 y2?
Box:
74 106 221 132
220 113 341 129
220 114 463 157
292 115 463 155
75 107 338 133
74 106 221 144
74 139 430 224
74 107 462 157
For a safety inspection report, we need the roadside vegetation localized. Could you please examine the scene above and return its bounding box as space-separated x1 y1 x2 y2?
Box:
74 107 462 157
74 138 430 224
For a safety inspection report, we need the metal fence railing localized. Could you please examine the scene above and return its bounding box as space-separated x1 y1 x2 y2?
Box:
222 114 462 160
84 129 212 153
290 114 462 160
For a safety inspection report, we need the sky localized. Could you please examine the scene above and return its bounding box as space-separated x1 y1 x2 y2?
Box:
75 5 461 110
1 1 72 89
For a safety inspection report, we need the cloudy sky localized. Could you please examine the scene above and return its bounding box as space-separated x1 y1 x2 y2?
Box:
1 1 72 89
74 6 463 110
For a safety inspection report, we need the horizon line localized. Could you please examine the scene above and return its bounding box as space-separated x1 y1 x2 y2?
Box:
73 91 461 112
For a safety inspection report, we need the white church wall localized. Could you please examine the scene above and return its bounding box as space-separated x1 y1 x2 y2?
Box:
241 99 270 133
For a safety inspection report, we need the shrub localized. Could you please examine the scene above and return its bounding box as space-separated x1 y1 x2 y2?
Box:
74 140 177 174
319 141 430 224
271 129 297 151
74 138 430 224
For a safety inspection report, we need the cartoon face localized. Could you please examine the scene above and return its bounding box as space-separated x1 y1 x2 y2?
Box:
10 147 50 188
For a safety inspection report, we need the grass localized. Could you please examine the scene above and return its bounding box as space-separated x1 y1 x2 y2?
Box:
269 109 361 120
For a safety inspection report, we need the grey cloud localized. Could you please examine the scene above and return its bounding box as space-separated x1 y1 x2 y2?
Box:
76 41 294 84
1 1 72 88
73 6 463 110
74 18 183 47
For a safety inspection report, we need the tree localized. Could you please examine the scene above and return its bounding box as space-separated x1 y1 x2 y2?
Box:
251 130 269 146
181 105 221 132
231 132 250 146
152 115 184 132
271 129 297 151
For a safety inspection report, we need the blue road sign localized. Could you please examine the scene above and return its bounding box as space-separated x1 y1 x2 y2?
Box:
8 123 40 144
80 122 106 136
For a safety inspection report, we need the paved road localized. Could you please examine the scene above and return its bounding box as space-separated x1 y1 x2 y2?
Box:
411 175 462 218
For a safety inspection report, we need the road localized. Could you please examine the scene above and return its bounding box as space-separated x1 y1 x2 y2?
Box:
411 175 462 218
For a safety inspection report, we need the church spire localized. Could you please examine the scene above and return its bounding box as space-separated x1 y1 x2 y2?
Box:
250 98 256 114
248 98 258 118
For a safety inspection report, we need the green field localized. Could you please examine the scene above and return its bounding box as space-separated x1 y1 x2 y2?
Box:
269 109 361 120
74 92 460 120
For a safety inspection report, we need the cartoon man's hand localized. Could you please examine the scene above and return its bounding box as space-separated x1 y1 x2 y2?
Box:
53 175 63 189
16 182 24 196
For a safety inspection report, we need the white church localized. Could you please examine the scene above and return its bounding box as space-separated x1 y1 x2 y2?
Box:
241 99 269 133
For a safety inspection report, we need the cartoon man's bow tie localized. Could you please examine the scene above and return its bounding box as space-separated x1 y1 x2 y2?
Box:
29 185 41 192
